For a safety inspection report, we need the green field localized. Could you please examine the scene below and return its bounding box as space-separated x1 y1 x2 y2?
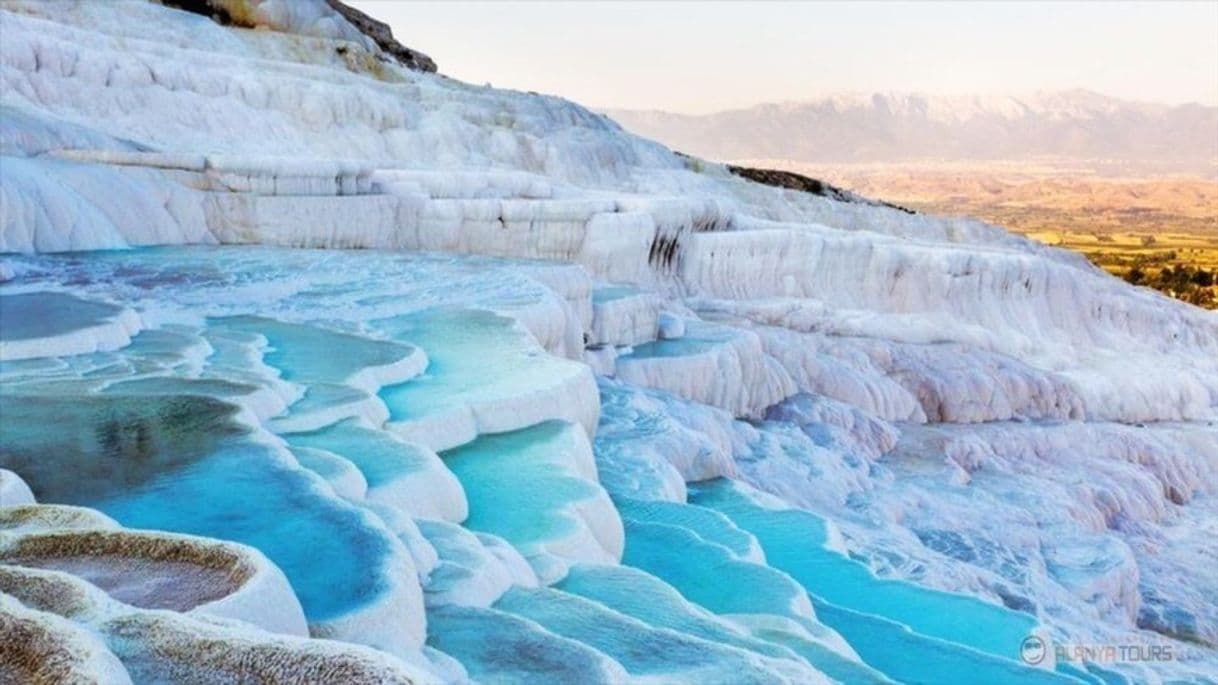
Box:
1024 230 1218 309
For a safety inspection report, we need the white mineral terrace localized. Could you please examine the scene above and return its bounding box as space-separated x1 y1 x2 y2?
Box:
1 1 1216 683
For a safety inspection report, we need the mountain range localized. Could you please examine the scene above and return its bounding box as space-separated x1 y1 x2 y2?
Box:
605 90 1218 168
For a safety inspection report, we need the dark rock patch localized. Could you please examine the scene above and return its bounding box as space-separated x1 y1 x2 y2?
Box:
325 0 437 72
160 0 255 28
726 163 917 214
157 0 436 73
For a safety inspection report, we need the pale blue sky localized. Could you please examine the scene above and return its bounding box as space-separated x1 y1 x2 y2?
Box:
350 1 1218 113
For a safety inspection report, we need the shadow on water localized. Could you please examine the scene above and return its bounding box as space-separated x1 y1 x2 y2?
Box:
0 292 124 341
0 391 244 505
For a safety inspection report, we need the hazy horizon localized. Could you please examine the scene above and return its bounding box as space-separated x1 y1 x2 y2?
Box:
351 0 1218 113
600 88 1218 116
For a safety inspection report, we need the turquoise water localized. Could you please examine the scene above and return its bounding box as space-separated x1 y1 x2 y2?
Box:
619 516 892 683
106 375 261 401
0 247 1145 682
0 292 124 341
615 496 761 561
496 585 804 684
290 445 357 485
209 315 414 384
741 618 896 685
374 309 523 422
557 564 813 663
118 326 205 370
621 517 812 621
287 420 434 491
622 337 718 359
427 604 626 685
96 440 394 622
590 285 639 304
816 601 1078 685
1056 661 1132 685
374 308 582 426
0 250 598 636
619 490 1082 684
618 320 733 360
441 422 601 549
0 386 395 622
276 383 370 420
689 480 1039 661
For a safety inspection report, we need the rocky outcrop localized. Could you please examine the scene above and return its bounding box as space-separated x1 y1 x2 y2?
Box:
324 0 437 72
159 0 437 72
725 163 916 213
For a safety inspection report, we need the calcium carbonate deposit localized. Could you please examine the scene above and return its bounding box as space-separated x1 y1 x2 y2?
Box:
1 1 1216 683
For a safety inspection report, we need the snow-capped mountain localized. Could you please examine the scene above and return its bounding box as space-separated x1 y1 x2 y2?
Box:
1 1 1216 683
606 91 1218 164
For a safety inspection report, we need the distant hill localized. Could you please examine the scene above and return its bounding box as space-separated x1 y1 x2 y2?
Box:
604 90 1218 171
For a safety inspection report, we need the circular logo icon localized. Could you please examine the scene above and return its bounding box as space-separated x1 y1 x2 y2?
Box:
1020 635 1047 665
